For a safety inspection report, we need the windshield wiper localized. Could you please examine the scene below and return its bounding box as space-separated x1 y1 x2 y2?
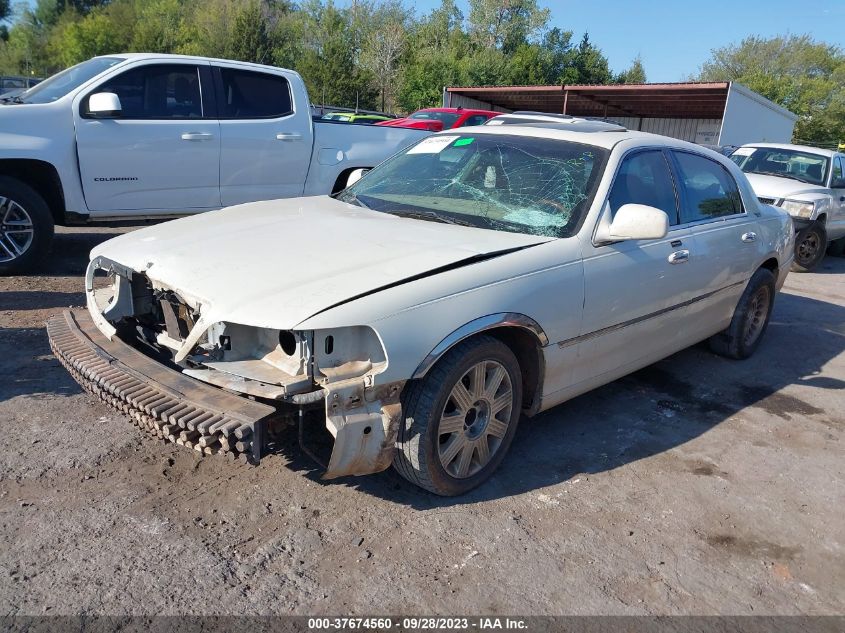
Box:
0 95 24 104
390 209 475 227
337 193 371 209
753 170 813 185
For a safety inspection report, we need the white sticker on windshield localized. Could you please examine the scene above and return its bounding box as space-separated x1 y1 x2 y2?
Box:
407 135 460 154
732 147 756 157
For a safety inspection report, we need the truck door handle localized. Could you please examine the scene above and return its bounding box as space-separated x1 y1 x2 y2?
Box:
181 132 214 141
276 133 303 141
741 232 757 243
668 250 689 264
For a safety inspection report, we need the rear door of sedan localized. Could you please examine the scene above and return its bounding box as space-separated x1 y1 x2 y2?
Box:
668 149 763 330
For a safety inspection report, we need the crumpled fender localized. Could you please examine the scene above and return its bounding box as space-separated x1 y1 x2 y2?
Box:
322 379 405 478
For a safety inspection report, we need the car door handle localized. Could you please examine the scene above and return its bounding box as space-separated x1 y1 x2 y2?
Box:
276 133 303 141
667 250 690 264
181 132 214 141
741 232 757 243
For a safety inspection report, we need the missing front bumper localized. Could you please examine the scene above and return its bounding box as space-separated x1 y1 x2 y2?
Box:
47 310 405 477
47 310 275 464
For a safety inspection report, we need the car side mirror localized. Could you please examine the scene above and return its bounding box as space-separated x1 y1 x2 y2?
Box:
87 92 122 118
596 203 669 242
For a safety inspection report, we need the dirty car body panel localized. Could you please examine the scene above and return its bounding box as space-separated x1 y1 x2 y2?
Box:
49 121 794 491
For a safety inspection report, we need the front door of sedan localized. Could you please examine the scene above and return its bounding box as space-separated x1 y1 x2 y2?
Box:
566 149 699 391
669 150 763 330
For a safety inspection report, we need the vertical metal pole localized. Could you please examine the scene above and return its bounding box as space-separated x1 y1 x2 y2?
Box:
562 89 568 115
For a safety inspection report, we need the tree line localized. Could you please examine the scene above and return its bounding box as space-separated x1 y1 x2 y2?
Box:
0 0 643 113
0 1 842 145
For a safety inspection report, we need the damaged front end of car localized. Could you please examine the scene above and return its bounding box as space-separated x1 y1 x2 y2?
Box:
48 255 405 478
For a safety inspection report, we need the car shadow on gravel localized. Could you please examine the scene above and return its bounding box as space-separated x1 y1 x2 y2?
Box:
0 328 82 403
31 227 139 278
292 288 845 507
1 291 85 311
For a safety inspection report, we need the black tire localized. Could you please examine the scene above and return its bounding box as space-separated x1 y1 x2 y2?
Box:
0 176 55 275
791 223 826 272
826 237 845 258
393 335 523 496
708 268 776 360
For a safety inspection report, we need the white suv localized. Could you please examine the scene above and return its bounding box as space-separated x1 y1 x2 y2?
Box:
731 143 845 271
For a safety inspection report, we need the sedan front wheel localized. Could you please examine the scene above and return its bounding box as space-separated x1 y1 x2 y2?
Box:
394 335 522 496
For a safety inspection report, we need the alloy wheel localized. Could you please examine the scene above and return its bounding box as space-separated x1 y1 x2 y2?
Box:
437 359 514 479
0 197 34 263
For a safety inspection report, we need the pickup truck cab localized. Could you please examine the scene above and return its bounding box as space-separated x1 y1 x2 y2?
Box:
730 143 845 271
0 53 430 274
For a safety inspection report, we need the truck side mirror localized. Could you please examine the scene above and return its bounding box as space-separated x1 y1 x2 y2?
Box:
345 168 369 188
87 92 122 118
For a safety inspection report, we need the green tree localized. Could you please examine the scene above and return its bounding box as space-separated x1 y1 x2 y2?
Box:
467 0 548 54
48 0 135 67
294 1 377 109
228 0 271 63
0 0 10 23
697 34 845 146
131 0 187 54
359 1 410 111
616 54 646 84
570 32 611 84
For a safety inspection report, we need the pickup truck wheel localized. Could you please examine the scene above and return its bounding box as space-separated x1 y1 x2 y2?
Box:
393 335 522 496
0 177 54 275
708 268 776 360
827 237 845 258
791 223 826 272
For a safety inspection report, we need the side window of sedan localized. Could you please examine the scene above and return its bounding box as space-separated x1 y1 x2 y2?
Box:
609 150 679 225
673 151 743 222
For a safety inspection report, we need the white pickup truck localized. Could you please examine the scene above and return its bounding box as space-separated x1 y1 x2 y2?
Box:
0 53 430 274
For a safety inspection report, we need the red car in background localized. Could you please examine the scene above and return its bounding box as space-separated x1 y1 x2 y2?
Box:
375 107 499 132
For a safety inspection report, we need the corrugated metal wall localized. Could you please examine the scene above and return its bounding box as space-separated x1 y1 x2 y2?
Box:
639 118 722 142
446 93 512 112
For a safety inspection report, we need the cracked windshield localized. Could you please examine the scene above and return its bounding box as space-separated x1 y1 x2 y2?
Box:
338 133 606 238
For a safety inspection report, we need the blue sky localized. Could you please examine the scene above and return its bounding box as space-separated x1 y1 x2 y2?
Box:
344 0 845 82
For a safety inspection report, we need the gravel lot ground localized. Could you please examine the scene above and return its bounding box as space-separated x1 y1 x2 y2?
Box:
1 226 843 616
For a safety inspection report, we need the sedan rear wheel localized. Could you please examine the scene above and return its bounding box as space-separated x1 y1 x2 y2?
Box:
708 267 776 360
394 335 522 496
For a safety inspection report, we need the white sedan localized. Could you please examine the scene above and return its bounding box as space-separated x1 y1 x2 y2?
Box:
48 114 794 496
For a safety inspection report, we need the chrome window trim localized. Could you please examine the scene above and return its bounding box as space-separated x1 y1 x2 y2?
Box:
554 280 745 349
670 148 747 224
